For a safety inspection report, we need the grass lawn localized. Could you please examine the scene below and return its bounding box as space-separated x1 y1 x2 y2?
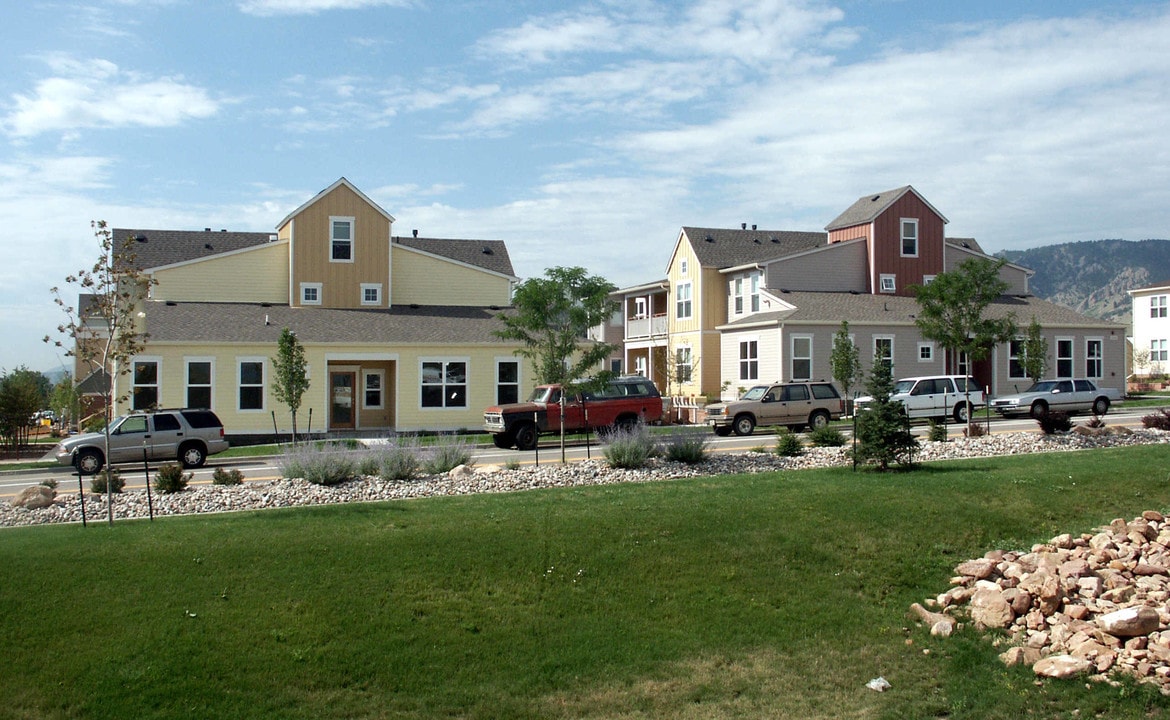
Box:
3 445 1170 719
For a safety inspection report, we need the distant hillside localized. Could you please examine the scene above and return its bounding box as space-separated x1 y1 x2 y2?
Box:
996 239 1170 327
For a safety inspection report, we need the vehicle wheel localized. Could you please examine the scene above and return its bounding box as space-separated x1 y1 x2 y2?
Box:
513 423 538 451
733 414 756 436
492 433 514 450
612 416 638 434
180 443 207 469
75 448 104 475
953 402 970 424
808 410 831 430
1092 397 1110 416
1029 400 1048 419
713 426 732 437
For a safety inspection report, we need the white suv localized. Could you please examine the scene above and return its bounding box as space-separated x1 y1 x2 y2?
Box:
857 375 985 423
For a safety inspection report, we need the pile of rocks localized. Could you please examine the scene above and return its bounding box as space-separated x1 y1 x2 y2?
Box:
2 427 1168 529
916 512 1170 693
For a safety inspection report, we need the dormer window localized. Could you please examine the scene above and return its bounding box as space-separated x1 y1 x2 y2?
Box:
331 216 354 262
879 274 896 293
901 218 918 257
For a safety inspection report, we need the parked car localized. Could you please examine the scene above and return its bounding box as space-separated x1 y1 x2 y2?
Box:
52 408 229 474
856 375 985 422
704 381 845 436
990 379 1122 418
484 375 666 450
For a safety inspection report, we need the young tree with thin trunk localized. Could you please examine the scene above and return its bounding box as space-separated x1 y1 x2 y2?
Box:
272 328 310 442
830 321 861 414
912 257 1017 430
45 221 156 524
1020 316 1049 385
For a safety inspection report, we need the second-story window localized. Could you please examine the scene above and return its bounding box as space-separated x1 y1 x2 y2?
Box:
879 274 896 293
734 277 744 314
750 273 760 312
1153 295 1168 318
360 283 382 306
901 218 918 257
331 217 354 262
676 282 692 319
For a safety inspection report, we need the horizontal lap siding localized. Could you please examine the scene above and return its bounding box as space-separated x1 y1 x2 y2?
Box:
152 243 289 303
391 249 512 306
766 242 867 293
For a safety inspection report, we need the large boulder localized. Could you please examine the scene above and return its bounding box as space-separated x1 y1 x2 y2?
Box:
1033 655 1092 679
11 485 56 509
1098 606 1161 637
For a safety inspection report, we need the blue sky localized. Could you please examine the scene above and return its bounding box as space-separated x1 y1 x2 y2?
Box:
2 0 1168 373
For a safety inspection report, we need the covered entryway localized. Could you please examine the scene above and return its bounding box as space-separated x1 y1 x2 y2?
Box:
325 358 397 432
329 371 356 429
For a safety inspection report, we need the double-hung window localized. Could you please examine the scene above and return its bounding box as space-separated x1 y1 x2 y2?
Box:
734 277 744 314
1152 296 1168 318
238 358 265 411
1008 339 1026 378
739 340 758 381
330 216 354 262
901 218 918 257
874 337 893 372
1056 338 1074 378
496 360 519 405
363 370 384 409
675 282 692 319
675 347 693 384
750 273 760 312
1085 339 1103 379
1152 339 1168 363
791 335 812 380
421 359 467 408
185 359 213 409
132 358 160 411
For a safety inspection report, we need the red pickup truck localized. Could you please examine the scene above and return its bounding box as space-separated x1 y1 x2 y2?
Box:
483 375 666 450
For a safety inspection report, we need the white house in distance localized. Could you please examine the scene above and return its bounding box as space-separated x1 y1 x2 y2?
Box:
1129 279 1170 381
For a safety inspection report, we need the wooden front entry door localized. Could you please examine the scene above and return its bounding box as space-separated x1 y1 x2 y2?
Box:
330 371 356 429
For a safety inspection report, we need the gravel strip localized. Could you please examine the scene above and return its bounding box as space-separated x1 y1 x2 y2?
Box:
3 428 1168 528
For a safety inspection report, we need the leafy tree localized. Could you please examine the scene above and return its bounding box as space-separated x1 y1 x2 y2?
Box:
912 257 1016 428
50 376 80 430
45 221 157 524
830 321 861 413
0 368 44 456
1020 316 1049 384
853 359 918 471
272 328 310 442
494 266 619 387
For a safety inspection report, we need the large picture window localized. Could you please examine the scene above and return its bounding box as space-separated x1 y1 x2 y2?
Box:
421 360 467 408
132 359 160 410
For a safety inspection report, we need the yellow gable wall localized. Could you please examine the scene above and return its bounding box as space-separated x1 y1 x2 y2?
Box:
391 247 513 306
287 183 391 309
115 342 533 435
151 242 289 304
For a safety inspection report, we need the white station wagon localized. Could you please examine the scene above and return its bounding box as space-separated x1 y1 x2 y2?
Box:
857 375 985 423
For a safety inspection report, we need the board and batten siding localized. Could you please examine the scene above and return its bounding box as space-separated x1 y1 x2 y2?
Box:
286 183 392 309
390 248 512 306
151 242 289 304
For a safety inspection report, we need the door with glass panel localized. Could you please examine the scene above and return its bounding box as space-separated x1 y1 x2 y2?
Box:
330 371 356 429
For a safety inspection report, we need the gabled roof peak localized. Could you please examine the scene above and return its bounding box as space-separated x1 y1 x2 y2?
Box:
825 185 948 231
276 177 396 230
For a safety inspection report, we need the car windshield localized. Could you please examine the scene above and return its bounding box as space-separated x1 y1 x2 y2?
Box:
1025 381 1059 393
527 387 553 403
891 380 916 395
741 386 769 401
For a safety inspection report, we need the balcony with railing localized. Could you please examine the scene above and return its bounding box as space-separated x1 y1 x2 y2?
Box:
626 313 668 340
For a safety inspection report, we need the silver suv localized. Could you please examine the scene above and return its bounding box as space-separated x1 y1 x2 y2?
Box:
53 409 229 474
704 381 845 436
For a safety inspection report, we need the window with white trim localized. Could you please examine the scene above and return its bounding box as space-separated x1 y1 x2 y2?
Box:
750 273 760 312
1151 339 1168 363
879 274 896 293
300 282 322 305
496 359 519 405
733 277 744 315
330 216 354 262
238 358 265 411
739 340 758 381
874 336 893 371
917 342 934 363
675 346 693 384
363 370 384 409
791 335 812 380
1153 296 1168 318
132 358 160 410
680 259 688 276
901 218 918 257
1056 338 1074 378
675 282 692 319
1085 339 1103 379
1008 339 1026 378
922 275 936 285
185 358 213 409
360 283 382 306
421 359 467 408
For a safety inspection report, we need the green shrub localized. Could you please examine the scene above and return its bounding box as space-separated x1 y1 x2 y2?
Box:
422 435 476 475
658 428 708 465
154 463 191 494
807 425 847 447
1037 410 1073 435
376 436 424 481
503 458 522 471
774 428 804 457
212 467 245 486
1141 408 1170 430
964 421 987 438
90 468 124 494
280 443 355 486
926 419 948 442
601 424 656 469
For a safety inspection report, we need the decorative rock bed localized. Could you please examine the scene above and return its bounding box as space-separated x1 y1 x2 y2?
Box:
3 427 1167 529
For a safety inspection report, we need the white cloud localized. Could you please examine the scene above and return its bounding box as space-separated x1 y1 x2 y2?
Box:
2 57 219 138
238 0 413 16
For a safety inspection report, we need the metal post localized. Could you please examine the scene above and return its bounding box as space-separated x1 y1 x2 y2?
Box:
533 410 540 466
271 410 279 444
76 469 87 528
142 446 154 522
851 394 858 472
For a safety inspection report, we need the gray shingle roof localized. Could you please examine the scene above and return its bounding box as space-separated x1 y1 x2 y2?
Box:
394 236 516 277
720 291 1124 330
112 228 275 270
143 301 517 345
682 227 828 269
824 185 949 231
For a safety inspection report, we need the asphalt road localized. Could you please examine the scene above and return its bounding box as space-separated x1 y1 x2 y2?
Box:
1 409 1155 500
